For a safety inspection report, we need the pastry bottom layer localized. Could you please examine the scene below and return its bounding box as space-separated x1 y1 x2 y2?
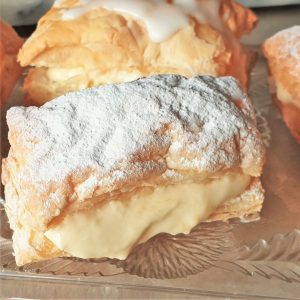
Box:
45 174 263 260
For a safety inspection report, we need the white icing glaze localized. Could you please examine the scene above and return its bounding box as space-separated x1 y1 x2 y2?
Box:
60 0 222 42
45 173 251 259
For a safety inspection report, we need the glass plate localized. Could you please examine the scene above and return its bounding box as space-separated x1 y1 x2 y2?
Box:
1 50 300 299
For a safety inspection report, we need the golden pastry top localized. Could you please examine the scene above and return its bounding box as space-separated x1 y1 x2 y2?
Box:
18 0 257 63
18 0 257 89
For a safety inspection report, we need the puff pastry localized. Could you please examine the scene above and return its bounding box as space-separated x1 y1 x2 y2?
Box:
0 20 23 107
18 0 257 105
263 26 300 143
2 75 265 266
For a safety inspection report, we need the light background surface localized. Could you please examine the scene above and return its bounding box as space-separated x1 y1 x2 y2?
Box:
239 0 300 7
0 0 300 25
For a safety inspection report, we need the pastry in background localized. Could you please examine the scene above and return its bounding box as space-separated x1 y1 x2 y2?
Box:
263 26 300 143
18 0 258 105
0 20 23 107
2 75 265 266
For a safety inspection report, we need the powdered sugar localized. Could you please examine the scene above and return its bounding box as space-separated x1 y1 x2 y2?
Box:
268 26 300 67
5 75 263 200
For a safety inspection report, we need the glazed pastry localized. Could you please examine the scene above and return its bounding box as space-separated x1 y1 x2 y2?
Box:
0 20 23 107
18 0 257 105
263 26 300 143
2 75 265 266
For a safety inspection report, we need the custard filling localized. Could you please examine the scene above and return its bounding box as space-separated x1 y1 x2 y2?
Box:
45 173 251 259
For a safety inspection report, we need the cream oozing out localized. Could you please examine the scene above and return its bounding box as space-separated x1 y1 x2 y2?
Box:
58 0 222 42
45 173 251 259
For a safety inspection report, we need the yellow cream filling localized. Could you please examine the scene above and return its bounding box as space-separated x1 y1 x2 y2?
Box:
45 173 251 260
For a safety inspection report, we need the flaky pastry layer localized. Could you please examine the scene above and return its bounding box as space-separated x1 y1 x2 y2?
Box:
263 26 300 143
18 0 257 105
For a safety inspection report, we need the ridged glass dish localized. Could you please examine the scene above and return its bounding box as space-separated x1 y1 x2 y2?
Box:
1 50 300 299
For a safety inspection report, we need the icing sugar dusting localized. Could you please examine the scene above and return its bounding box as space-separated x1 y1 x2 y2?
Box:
6 75 263 199
268 26 300 70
